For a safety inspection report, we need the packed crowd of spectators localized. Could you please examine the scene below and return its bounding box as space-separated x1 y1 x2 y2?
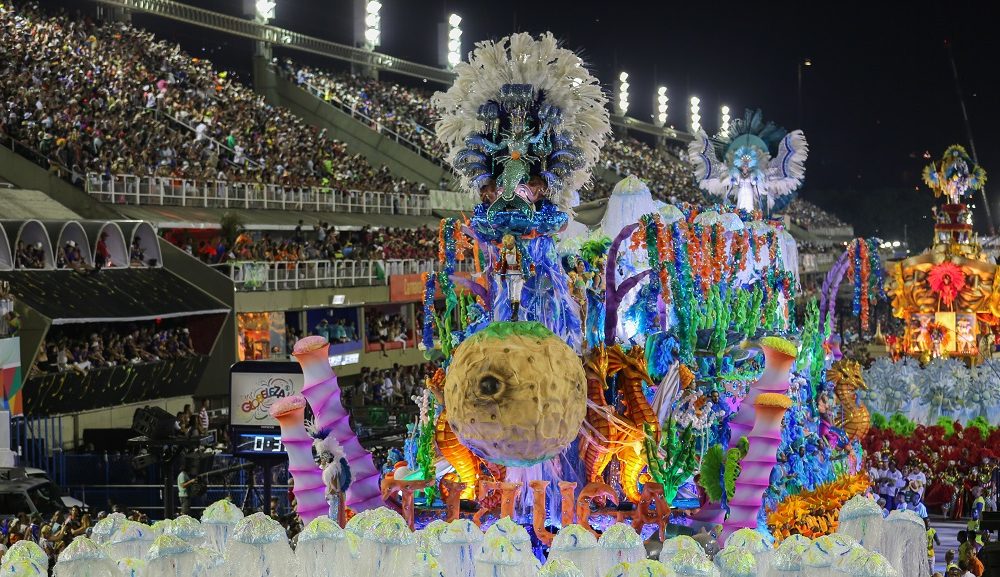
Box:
0 2 424 193
30 321 197 376
1 2 849 234
0 505 116 568
281 60 852 233
365 309 413 355
797 241 842 255
786 198 849 229
352 362 438 406
287 63 445 161
164 223 439 264
587 137 701 203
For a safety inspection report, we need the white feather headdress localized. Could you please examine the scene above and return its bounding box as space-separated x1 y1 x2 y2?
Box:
432 32 611 210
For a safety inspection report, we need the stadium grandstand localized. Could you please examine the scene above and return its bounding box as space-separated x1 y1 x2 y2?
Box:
0 0 854 529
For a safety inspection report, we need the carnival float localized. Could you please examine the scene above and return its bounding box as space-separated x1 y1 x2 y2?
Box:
886 145 997 363
275 30 884 556
11 32 935 577
858 146 1000 425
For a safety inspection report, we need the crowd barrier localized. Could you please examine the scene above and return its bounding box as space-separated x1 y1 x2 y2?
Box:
216 259 474 291
85 174 432 215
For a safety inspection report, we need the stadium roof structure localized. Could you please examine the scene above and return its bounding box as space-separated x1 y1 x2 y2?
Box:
0 268 229 324
0 189 81 221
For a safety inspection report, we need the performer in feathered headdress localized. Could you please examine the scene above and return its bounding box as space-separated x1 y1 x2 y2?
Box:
431 33 611 347
433 32 610 223
923 144 987 205
310 428 351 525
687 109 808 215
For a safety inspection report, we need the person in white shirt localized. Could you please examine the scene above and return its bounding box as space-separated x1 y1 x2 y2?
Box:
198 399 210 434
896 489 928 518
873 457 904 511
905 463 928 499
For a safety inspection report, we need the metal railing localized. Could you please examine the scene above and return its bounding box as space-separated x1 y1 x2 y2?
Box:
159 109 265 171
85 173 432 215
64 483 290 519
297 79 447 168
0 133 79 183
218 258 475 291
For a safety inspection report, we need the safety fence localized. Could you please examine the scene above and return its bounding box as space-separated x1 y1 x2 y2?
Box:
85 174 432 215
217 259 475 291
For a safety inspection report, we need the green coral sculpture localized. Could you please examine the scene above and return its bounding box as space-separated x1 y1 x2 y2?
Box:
643 420 698 504
697 437 749 503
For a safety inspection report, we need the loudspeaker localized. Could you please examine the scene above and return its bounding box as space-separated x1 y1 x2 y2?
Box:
132 407 176 440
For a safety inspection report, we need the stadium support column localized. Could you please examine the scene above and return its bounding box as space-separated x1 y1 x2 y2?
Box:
95 2 130 24
252 50 279 105
353 0 380 79
244 0 278 103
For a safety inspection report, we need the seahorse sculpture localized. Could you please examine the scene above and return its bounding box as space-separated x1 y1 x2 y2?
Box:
435 410 481 500
434 409 507 501
827 359 870 441
579 345 658 503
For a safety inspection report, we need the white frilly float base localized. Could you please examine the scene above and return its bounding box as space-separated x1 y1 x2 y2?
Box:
0 495 926 577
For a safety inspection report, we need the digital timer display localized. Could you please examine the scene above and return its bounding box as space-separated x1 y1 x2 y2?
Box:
234 433 285 455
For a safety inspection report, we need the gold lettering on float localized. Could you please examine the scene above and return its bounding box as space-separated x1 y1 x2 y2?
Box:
474 480 523 526
435 480 669 539
441 478 466 522
558 481 577 527
576 482 618 537
632 481 669 541
381 478 433 530
528 480 554 545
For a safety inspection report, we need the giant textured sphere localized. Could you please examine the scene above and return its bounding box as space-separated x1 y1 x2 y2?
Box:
444 322 587 466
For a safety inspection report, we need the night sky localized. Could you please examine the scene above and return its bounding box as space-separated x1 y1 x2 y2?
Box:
78 0 1000 249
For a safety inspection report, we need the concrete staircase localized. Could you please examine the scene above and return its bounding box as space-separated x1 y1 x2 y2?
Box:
253 58 449 189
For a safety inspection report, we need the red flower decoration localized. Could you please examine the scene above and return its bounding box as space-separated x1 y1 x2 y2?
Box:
928 262 966 307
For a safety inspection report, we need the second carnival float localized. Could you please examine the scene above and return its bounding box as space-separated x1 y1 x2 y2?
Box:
8 33 935 577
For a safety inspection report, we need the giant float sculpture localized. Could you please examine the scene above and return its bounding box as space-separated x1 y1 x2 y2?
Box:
887 145 999 363
269 32 873 551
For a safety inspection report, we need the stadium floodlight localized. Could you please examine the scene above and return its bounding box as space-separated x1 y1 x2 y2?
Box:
446 13 463 69
255 0 276 21
656 86 669 126
364 0 381 49
690 96 701 133
617 72 630 115
721 105 731 136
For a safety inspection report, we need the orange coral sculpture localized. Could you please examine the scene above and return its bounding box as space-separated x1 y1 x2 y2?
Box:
766 473 871 542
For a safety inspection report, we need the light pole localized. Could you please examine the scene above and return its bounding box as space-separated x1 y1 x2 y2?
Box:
797 57 811 127
655 86 668 127
445 13 462 68
690 96 701 133
617 72 630 116
363 0 381 50
721 105 731 137
254 0 275 21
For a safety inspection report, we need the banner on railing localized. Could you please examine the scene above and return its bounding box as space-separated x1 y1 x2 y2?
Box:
1 336 22 416
389 272 473 302
430 189 478 212
235 262 269 290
